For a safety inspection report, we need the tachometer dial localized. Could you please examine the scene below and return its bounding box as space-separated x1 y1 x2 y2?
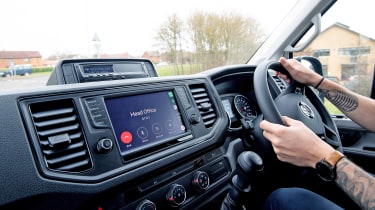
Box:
234 95 257 119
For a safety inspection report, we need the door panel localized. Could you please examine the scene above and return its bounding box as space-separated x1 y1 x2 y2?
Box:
334 116 375 176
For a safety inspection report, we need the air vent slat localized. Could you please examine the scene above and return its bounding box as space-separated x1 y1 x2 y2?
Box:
190 87 205 93
29 99 92 173
56 159 91 171
46 150 88 165
202 113 216 120
34 116 77 128
37 124 80 137
189 84 217 128
192 93 208 99
195 98 209 104
203 119 216 127
32 108 74 119
70 132 83 140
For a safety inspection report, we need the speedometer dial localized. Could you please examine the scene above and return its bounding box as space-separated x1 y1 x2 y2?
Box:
233 95 257 120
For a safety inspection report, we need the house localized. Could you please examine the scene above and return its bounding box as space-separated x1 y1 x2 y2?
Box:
142 51 160 64
295 22 375 80
0 51 43 69
101 52 131 59
42 60 58 67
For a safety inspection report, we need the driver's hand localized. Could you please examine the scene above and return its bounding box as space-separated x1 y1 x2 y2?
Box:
259 116 335 168
278 57 322 87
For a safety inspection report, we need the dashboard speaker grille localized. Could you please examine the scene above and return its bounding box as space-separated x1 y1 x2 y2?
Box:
189 84 217 128
29 99 92 172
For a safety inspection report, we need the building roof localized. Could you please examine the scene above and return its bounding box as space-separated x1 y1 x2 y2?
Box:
42 60 58 67
0 51 42 59
100 52 130 58
143 51 160 57
322 22 375 42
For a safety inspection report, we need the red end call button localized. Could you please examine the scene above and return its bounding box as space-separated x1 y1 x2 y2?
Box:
120 131 133 144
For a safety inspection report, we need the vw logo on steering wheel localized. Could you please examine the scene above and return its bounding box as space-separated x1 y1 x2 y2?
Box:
299 101 314 119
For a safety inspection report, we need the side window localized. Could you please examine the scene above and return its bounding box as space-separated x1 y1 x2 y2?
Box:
295 1 375 114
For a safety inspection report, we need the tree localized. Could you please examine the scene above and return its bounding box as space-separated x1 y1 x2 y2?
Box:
187 11 206 72
156 11 265 73
188 11 264 70
156 14 185 75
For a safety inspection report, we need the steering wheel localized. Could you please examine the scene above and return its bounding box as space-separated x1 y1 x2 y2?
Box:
252 60 343 160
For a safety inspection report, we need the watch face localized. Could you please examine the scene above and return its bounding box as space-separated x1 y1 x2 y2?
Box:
316 161 335 182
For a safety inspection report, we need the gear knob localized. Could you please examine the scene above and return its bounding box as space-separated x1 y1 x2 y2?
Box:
221 151 264 210
236 151 264 189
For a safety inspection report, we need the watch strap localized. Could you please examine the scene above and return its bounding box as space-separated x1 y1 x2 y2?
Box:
325 150 345 167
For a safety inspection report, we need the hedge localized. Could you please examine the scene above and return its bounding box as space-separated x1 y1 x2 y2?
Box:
32 67 54 73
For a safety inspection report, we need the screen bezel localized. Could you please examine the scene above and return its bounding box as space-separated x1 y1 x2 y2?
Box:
104 89 191 157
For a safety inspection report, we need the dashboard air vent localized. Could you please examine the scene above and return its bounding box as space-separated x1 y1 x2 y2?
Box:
29 99 92 173
272 75 287 92
189 84 217 128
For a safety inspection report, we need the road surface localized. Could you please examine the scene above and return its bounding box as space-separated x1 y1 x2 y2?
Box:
0 75 50 92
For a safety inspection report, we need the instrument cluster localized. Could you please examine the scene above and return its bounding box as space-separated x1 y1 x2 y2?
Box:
221 94 258 129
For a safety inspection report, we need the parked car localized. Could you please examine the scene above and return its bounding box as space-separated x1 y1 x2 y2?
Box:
1 64 32 77
0 0 374 210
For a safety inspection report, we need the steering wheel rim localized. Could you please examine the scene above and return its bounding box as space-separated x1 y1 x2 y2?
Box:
253 60 343 156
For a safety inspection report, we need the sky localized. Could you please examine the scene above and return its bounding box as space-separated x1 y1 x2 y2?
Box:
321 0 375 38
0 0 299 58
0 0 373 58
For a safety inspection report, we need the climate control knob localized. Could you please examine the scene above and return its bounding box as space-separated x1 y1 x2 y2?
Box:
192 171 210 191
136 199 156 210
166 184 186 207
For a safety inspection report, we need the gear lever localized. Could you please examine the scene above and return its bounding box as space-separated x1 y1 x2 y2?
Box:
221 151 263 210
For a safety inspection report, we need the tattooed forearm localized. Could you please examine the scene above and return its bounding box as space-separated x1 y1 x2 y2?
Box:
335 158 375 210
319 89 358 112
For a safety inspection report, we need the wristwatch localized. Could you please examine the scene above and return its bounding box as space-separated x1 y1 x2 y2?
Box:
315 150 345 182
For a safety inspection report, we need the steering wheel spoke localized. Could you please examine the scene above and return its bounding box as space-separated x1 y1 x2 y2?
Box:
322 123 342 149
253 60 343 159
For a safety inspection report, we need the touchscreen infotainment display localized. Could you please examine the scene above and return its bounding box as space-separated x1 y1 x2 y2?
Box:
105 91 187 156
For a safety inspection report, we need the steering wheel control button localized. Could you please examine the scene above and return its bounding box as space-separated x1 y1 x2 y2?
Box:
136 199 157 210
192 171 210 191
97 138 113 153
166 184 186 207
